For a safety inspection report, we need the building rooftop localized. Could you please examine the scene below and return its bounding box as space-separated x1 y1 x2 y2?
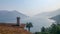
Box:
0 25 32 34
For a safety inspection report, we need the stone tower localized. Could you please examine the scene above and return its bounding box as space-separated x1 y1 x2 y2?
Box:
16 17 20 26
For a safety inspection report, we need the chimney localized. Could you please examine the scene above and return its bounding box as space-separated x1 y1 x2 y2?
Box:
16 17 20 26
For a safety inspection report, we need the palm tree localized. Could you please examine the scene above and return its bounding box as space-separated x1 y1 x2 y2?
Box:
26 22 33 31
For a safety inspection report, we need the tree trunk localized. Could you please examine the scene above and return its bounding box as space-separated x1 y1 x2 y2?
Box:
28 27 30 32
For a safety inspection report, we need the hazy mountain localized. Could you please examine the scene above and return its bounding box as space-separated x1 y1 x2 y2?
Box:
50 15 60 24
0 10 29 23
30 9 60 32
50 9 60 16
34 9 60 18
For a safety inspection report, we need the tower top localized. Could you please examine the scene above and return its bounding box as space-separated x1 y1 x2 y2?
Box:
17 17 20 19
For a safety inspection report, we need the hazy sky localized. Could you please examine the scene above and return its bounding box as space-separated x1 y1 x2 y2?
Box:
0 0 60 16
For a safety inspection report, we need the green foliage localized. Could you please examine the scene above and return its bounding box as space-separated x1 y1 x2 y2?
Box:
26 22 33 28
35 32 41 34
41 32 49 34
48 23 60 34
41 27 45 32
49 23 57 34
35 23 60 34
35 32 49 34
26 22 33 31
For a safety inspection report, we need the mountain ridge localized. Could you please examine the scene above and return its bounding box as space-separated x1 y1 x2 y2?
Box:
0 10 29 23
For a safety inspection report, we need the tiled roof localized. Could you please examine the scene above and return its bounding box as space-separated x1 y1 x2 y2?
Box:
0 25 32 34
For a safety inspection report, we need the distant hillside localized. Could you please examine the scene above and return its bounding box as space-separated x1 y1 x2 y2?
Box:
49 9 60 17
34 9 60 17
0 10 29 23
50 15 60 24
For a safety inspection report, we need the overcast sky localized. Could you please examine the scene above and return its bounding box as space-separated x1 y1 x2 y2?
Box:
0 0 60 16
